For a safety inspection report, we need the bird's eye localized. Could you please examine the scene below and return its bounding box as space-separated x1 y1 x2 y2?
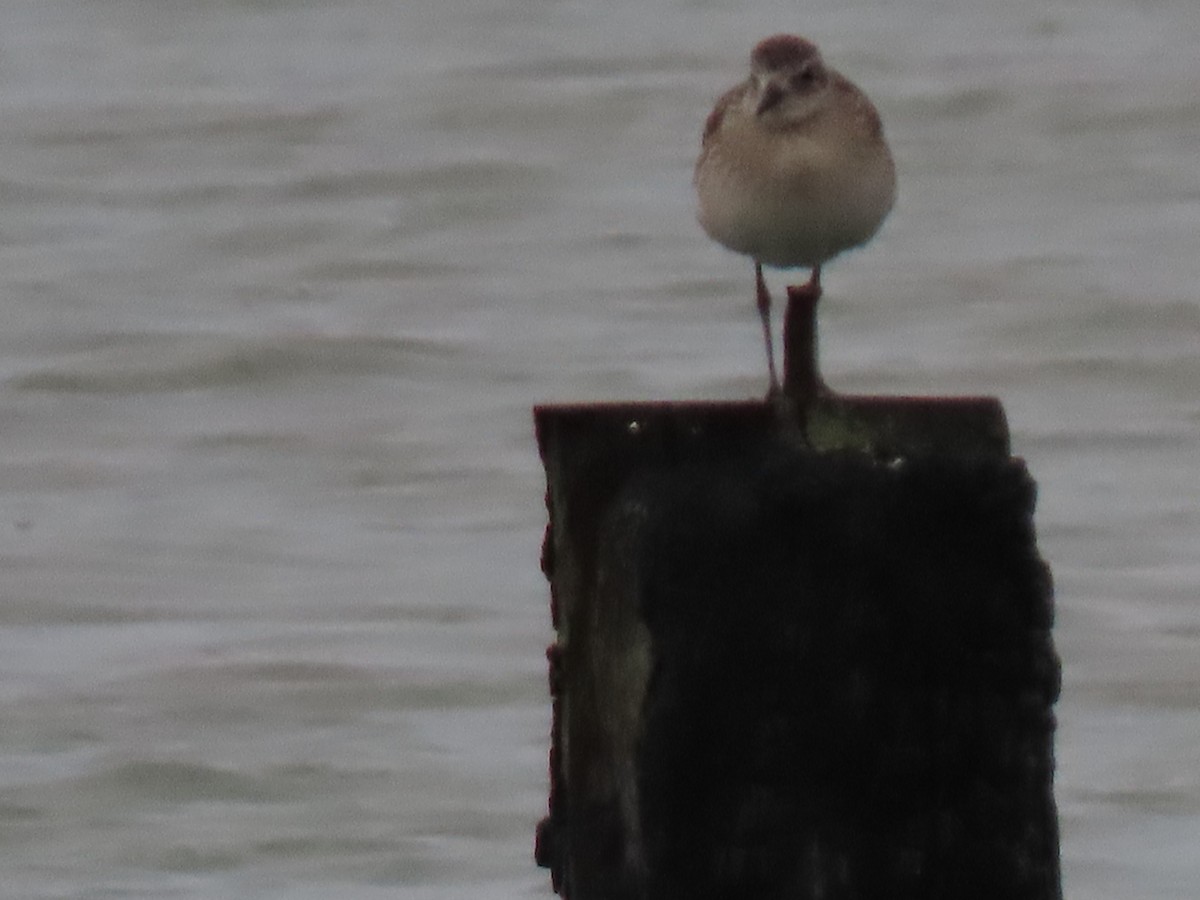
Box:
790 66 819 91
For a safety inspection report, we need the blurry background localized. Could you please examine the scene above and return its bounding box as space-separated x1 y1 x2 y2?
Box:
1 0 1198 897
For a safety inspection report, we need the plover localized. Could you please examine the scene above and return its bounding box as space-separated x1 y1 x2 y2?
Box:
694 34 895 391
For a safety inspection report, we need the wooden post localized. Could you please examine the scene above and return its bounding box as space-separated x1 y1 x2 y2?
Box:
534 294 1061 900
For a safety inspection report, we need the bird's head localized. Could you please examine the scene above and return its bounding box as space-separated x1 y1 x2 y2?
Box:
748 34 831 127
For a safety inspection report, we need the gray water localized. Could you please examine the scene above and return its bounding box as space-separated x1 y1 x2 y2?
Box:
1 0 1198 897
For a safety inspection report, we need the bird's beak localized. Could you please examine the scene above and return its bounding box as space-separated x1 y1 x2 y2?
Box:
757 82 784 116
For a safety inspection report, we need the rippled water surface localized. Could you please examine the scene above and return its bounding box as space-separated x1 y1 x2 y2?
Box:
1 0 1198 897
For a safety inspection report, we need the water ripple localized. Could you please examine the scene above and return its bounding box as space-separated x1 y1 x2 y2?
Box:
11 333 463 393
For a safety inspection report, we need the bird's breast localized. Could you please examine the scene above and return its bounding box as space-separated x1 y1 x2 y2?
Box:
696 112 894 269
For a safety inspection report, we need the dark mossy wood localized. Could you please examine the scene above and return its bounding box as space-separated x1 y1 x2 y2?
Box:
533 291 1060 900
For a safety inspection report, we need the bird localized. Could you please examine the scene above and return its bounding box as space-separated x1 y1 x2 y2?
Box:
694 34 896 392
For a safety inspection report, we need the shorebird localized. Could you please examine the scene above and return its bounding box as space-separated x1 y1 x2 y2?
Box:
694 34 896 391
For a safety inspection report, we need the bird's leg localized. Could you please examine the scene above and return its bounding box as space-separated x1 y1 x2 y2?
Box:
783 265 827 402
788 264 822 302
754 261 780 394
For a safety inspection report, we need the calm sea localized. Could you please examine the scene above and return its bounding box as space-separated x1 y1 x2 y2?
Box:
1 0 1198 897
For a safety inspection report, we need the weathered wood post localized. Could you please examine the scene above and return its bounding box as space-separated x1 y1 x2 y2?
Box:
534 286 1061 900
